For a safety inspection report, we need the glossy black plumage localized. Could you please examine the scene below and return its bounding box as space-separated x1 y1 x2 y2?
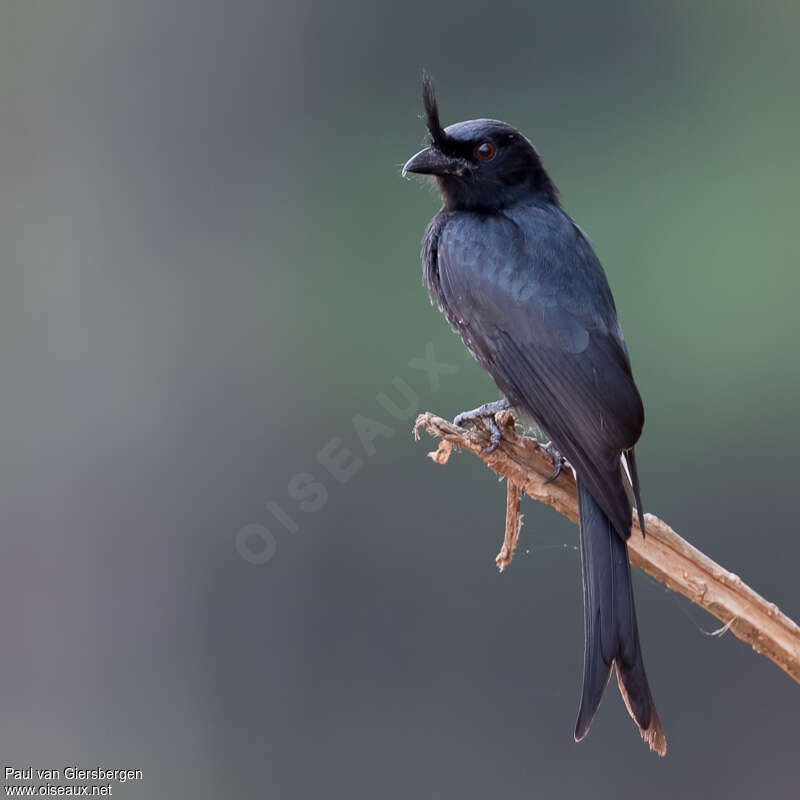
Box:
403 77 665 754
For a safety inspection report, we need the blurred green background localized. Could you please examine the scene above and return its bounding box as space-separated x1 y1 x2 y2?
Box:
2 1 799 797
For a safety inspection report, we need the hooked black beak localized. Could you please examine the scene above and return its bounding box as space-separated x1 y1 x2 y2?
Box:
402 146 465 178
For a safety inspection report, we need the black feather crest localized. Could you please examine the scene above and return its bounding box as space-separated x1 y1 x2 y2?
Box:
422 72 449 148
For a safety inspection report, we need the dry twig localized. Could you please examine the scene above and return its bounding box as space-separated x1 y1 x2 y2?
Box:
497 480 522 572
413 410 800 685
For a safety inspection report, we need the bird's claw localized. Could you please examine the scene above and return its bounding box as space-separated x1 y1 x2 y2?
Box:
483 414 503 453
453 398 510 453
541 441 567 484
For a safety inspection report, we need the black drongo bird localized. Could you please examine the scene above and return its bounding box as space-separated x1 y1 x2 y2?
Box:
402 77 666 755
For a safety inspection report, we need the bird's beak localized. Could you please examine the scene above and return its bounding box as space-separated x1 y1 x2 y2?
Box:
402 146 464 177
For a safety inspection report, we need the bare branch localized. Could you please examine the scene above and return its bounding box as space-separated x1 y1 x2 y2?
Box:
414 410 800 685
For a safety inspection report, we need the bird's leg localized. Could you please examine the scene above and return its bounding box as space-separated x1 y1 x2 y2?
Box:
541 441 567 484
453 398 511 453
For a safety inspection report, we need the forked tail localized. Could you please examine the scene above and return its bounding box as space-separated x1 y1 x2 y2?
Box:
574 477 666 756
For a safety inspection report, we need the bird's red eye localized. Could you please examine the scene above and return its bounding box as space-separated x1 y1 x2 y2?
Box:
475 142 496 160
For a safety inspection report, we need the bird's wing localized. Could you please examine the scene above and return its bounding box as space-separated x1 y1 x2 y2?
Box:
436 205 643 538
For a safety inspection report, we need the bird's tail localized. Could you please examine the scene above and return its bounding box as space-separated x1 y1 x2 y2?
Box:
573 477 666 756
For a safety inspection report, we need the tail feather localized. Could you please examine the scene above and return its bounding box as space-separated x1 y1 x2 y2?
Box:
625 447 646 536
574 477 666 756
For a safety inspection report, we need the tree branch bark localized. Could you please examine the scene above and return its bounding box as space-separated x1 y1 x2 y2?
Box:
413 409 800 686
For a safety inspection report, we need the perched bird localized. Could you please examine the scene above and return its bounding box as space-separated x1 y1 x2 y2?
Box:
402 76 666 755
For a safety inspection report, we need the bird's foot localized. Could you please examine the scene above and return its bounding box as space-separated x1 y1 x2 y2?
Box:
541 441 568 484
453 398 511 453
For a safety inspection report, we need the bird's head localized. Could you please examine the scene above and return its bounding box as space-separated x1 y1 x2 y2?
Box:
402 75 557 211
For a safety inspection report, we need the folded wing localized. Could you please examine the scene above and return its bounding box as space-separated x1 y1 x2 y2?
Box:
434 203 643 538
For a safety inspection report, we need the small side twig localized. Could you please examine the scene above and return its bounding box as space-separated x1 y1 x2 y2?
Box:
413 410 800 686
497 480 522 572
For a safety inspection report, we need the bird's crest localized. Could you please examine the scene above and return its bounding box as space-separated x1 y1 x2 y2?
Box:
422 72 449 148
